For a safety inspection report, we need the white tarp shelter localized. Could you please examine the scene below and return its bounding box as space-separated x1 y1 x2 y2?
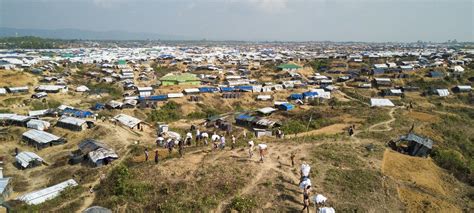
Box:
370 98 395 107
26 119 51 131
17 179 78 205
436 89 450 97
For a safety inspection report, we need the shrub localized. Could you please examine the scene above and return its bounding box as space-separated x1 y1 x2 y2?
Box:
229 196 257 212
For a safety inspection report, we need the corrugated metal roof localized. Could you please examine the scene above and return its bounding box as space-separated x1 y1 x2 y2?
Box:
22 129 61 144
17 179 78 205
402 133 434 149
58 116 86 126
15 151 43 168
88 148 118 163
113 114 141 128
0 178 11 194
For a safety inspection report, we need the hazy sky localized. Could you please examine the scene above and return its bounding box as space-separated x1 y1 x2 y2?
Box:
1 0 473 42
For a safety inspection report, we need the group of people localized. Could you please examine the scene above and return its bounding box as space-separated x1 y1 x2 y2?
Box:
298 163 335 213
247 140 267 162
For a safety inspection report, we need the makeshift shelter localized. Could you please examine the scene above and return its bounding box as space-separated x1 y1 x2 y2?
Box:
56 116 88 131
436 89 450 97
257 107 277 115
235 114 257 126
22 129 66 149
0 114 30 127
399 133 434 157
15 151 44 169
76 85 90 92
83 206 113 213
278 103 295 111
370 98 395 107
26 119 51 131
0 172 12 202
453 85 472 93
71 139 118 166
35 85 68 93
289 93 303 100
256 95 272 101
113 114 142 129
16 179 78 205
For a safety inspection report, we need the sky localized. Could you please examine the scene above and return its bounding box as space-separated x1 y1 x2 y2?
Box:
0 0 473 42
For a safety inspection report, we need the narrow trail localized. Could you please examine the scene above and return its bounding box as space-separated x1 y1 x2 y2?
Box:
76 148 131 213
367 107 398 132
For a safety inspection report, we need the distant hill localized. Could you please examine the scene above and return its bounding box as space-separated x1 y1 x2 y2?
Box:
0 27 190 41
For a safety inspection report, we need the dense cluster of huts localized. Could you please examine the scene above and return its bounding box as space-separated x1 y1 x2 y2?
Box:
0 43 472 209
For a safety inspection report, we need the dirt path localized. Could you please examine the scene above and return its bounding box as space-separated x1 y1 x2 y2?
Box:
366 107 398 132
286 123 349 139
76 147 132 212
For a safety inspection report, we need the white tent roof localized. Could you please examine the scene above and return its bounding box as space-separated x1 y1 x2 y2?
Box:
436 89 450 97
370 98 395 107
17 179 78 205
257 107 277 114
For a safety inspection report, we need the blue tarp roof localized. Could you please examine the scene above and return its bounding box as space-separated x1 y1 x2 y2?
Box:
219 87 235 92
91 103 105 110
199 87 219 93
235 85 253 92
303 92 318 98
279 103 295 111
289 93 303 100
62 108 93 118
140 95 168 101
236 114 254 121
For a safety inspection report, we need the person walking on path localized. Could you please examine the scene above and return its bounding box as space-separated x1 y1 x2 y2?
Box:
290 152 296 167
178 139 184 157
154 150 159 164
168 139 175 155
248 141 254 158
301 185 311 213
144 148 149 162
231 135 236 150
219 135 226 150
348 126 354 136
258 144 267 162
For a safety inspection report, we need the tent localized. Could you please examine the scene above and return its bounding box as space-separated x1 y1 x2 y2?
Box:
370 98 395 107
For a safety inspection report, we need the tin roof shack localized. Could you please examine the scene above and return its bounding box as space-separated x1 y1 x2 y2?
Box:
0 168 12 202
56 116 89 131
16 179 78 205
113 114 142 130
392 133 434 157
22 129 66 149
382 89 403 97
15 151 44 169
70 139 118 166
452 85 472 93
35 85 68 93
373 78 392 88
6 86 29 94
0 114 30 127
